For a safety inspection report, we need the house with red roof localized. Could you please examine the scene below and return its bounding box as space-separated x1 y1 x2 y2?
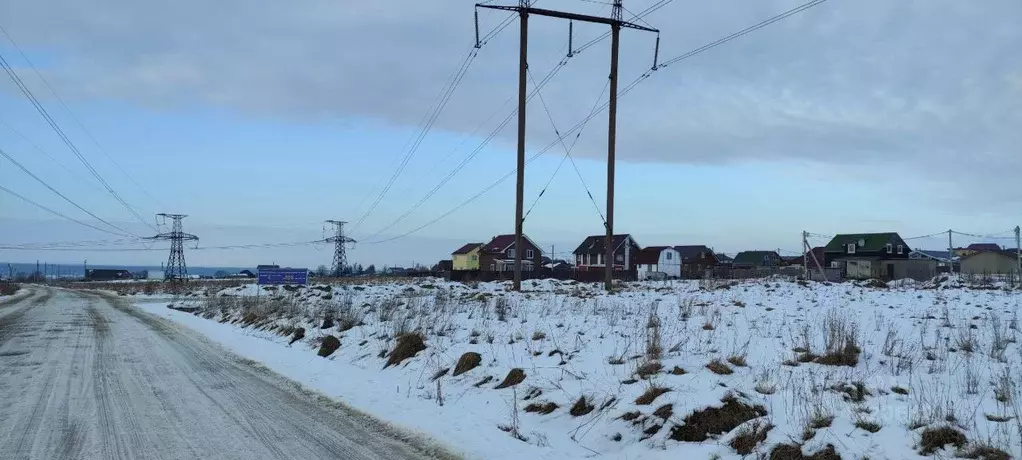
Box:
478 234 544 273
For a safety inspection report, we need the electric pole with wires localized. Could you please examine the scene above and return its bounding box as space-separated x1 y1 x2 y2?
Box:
475 0 659 291
326 220 356 277
145 214 198 282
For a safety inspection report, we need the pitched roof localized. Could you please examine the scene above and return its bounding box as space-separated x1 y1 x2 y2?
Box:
481 234 541 254
967 243 1001 251
635 247 664 265
673 245 713 262
573 234 635 255
962 249 1018 261
824 233 907 253
733 251 780 265
452 243 483 255
716 254 734 263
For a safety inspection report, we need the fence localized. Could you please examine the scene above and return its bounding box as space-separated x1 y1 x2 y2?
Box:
447 269 637 283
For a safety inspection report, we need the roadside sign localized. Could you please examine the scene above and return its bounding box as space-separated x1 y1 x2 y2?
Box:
257 268 308 285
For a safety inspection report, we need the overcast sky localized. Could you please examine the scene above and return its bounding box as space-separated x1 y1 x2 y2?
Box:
1 0 1020 268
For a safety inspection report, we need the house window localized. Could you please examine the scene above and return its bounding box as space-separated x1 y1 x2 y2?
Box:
525 249 534 259
897 245 903 255
666 252 672 260
470 255 477 261
886 243 892 254
508 248 515 259
847 243 856 254
616 254 624 262
489 264 495 271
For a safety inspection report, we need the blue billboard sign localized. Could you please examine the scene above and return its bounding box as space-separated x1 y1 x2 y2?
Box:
257 268 308 285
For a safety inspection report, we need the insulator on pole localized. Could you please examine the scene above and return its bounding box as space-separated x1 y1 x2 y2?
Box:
567 21 574 57
652 33 660 70
474 9 482 49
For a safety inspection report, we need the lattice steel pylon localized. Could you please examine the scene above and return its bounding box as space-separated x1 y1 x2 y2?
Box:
325 220 356 277
145 214 199 281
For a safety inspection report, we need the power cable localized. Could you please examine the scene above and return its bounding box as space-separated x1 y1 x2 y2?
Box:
0 50 156 234
0 239 329 252
0 147 134 235
0 23 167 210
0 118 105 194
0 183 134 237
522 69 608 224
362 0 832 244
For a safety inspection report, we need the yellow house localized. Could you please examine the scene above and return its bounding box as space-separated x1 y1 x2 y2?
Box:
452 243 483 271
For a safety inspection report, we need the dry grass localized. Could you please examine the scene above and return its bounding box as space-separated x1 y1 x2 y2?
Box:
669 394 767 442
317 335 341 357
635 386 671 405
891 386 910 395
730 421 773 455
636 361 663 379
653 404 673 419
494 368 526 389
706 359 734 375
727 355 748 367
288 327 305 345
919 426 967 455
523 402 558 415
569 396 594 417
452 352 482 376
960 444 1012 460
854 419 882 433
385 333 426 368
768 444 841 460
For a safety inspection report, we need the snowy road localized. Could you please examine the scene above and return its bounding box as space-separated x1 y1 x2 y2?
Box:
0 287 451 460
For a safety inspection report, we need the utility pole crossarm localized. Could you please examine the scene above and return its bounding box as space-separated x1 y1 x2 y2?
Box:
476 4 658 32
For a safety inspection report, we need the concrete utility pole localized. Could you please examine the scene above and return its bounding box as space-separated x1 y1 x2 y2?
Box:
947 229 954 275
1015 226 1020 285
475 0 659 291
325 220 356 277
802 231 808 280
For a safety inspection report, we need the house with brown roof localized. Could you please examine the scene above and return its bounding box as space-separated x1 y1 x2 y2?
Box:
451 243 483 271
954 243 1003 259
478 234 543 273
961 249 1019 276
573 234 640 272
637 245 719 280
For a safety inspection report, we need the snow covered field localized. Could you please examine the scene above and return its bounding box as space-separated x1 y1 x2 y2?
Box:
130 277 1022 459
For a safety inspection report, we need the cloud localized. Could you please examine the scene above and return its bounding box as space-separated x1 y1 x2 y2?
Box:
2 0 1021 206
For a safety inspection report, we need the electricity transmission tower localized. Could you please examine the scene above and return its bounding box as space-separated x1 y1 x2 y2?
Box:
145 214 198 281
326 220 356 277
475 0 659 291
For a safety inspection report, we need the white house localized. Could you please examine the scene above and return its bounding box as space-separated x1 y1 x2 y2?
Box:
636 246 684 280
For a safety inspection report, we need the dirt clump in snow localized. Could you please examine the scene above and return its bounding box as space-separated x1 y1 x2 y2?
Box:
524 402 558 415
919 426 967 455
635 386 671 405
288 327 305 345
317 335 340 357
960 444 1011 460
635 361 663 379
494 368 526 389
769 443 841 460
385 333 427 368
730 421 773 455
452 352 482 376
706 359 734 375
570 396 594 417
652 404 673 419
669 394 767 442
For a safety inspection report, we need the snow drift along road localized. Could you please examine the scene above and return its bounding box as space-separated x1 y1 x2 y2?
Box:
0 287 454 460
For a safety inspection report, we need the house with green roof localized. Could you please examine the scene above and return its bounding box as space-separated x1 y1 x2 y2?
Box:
732 250 782 269
823 232 936 281
823 233 911 266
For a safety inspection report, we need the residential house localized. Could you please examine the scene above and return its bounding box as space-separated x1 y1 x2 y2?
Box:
433 260 453 272
953 243 1003 259
961 250 1019 276
478 234 543 273
573 234 640 272
635 246 670 280
824 233 935 280
732 251 782 269
716 254 734 266
451 243 483 271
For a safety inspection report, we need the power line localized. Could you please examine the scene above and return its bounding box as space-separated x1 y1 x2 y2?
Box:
0 239 329 252
363 0 831 244
0 118 105 194
0 23 167 210
522 68 607 224
0 146 133 235
0 49 156 234
0 183 134 237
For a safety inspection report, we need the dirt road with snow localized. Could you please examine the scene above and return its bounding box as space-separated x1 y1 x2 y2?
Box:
0 287 453 460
